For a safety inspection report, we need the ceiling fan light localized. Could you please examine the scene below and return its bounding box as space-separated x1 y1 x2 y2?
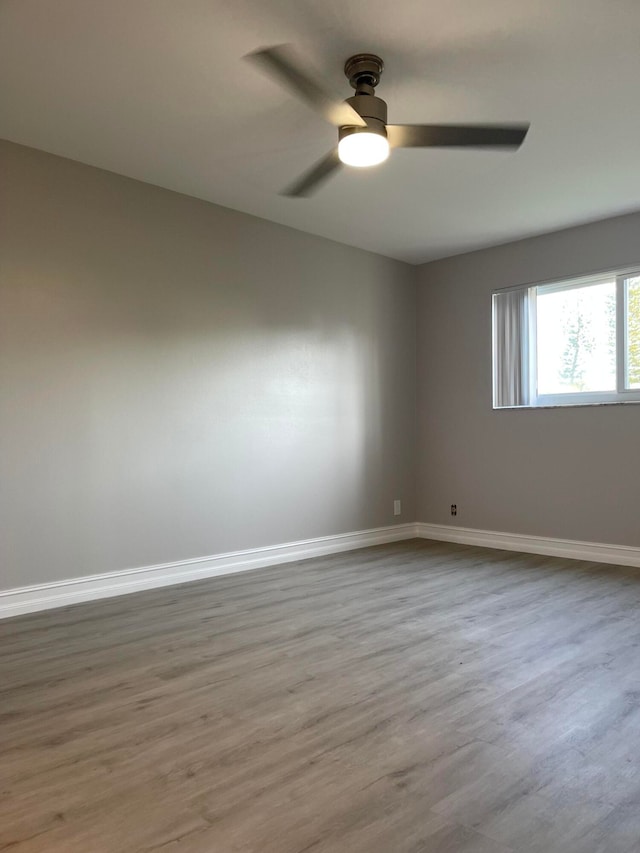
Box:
338 130 390 168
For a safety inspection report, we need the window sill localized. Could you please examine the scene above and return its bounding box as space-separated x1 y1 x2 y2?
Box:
495 399 640 410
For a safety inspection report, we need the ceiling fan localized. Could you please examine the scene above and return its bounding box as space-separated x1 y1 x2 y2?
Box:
246 45 529 197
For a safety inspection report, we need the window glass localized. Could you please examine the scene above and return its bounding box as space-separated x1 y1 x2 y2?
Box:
536 281 616 395
626 276 640 389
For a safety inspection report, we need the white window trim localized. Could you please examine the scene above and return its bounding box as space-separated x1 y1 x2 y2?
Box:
494 266 640 409
527 285 537 404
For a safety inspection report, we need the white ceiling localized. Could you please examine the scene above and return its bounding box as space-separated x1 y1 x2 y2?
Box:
2 0 640 263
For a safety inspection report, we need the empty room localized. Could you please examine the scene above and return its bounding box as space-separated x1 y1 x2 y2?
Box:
2 1 640 851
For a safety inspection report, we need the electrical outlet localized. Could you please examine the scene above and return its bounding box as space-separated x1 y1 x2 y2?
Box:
450 504 457 516
393 499 402 516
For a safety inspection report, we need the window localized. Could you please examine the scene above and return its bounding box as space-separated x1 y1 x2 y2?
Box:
493 269 640 408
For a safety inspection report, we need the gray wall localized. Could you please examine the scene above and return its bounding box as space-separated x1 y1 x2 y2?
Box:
0 140 416 590
416 212 640 546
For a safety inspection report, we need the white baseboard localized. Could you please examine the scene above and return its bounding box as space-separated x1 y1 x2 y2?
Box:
4 521 638 620
416 522 640 568
0 523 418 619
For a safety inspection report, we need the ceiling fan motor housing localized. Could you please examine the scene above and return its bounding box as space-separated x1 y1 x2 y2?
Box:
343 94 387 130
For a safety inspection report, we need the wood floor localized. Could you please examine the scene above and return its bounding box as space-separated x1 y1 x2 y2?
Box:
2 539 640 852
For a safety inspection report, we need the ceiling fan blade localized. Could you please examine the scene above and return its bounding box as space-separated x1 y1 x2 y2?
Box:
247 45 366 128
386 123 529 149
280 149 342 198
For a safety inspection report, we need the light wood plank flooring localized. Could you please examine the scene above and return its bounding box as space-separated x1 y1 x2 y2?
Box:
2 539 640 852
